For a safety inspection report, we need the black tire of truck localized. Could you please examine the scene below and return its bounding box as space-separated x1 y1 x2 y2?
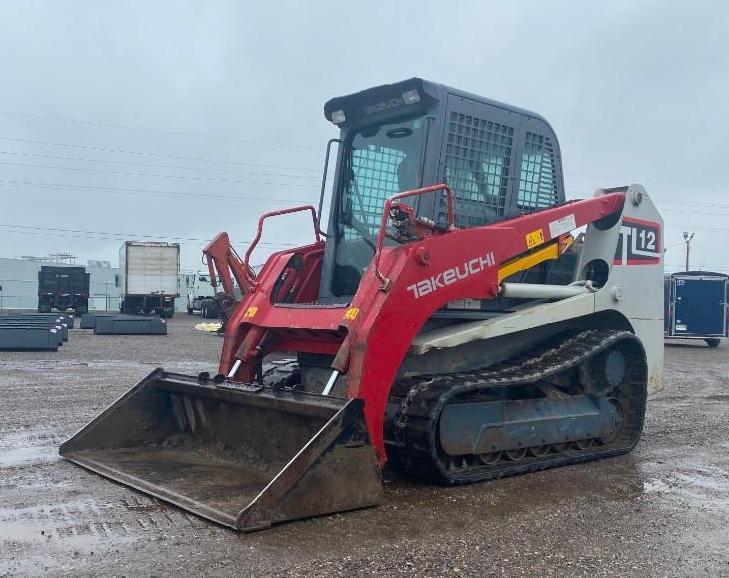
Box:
204 300 218 319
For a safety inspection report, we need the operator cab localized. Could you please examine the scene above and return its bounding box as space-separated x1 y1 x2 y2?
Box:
319 78 566 304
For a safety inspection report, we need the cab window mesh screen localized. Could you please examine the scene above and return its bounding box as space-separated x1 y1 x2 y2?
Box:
348 146 405 238
440 111 514 227
518 132 558 210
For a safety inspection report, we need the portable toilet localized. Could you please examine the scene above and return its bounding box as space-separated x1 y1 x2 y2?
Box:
665 271 729 347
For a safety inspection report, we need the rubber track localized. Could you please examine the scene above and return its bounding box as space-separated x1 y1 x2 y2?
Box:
386 329 648 485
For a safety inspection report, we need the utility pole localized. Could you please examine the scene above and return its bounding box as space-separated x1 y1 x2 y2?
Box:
683 231 695 272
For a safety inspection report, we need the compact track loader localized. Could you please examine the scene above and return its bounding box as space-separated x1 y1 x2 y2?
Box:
61 79 664 531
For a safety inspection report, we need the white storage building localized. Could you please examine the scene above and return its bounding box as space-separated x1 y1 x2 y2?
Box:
0 257 122 311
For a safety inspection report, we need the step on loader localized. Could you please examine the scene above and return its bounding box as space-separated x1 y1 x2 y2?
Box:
61 78 664 531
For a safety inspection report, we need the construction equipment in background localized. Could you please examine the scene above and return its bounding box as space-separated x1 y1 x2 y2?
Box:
119 241 180 318
185 271 220 319
664 271 728 347
201 232 255 322
61 78 664 532
37 265 90 315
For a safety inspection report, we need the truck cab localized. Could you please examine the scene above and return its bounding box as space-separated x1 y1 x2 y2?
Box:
185 271 219 318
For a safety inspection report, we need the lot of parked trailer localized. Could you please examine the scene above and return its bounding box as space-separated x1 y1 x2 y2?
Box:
1 317 728 577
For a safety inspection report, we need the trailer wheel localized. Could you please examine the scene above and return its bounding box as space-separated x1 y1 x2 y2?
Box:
705 338 721 348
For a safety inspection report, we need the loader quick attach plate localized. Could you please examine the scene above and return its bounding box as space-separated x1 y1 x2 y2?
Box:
60 370 382 531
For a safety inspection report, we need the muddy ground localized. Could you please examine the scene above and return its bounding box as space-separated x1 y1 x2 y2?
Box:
1 316 728 577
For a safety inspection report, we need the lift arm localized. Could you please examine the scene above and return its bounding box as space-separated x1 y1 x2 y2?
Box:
202 232 256 301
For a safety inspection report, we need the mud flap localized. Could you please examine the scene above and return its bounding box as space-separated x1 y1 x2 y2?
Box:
59 369 383 531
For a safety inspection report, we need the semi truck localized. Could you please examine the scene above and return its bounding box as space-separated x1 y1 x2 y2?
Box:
37 266 89 315
185 271 220 318
119 241 180 318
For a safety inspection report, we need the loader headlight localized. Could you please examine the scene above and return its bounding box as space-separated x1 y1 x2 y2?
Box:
331 109 346 124
402 89 420 105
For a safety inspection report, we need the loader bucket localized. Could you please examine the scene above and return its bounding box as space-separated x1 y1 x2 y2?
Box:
60 369 382 531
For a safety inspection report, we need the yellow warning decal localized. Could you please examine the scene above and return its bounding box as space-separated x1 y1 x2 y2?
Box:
244 306 258 318
343 307 359 320
525 228 545 249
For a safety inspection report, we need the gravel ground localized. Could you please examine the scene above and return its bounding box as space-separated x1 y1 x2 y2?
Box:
1 316 728 577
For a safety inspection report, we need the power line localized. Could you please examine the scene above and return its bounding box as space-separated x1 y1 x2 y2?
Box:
665 262 729 271
0 223 298 247
565 190 729 215
5 137 729 205
0 160 326 189
0 110 321 151
4 111 729 198
0 226 217 247
0 178 311 204
0 173 721 220
0 227 304 253
565 172 729 196
0 135 323 173
662 223 729 234
0 149 327 181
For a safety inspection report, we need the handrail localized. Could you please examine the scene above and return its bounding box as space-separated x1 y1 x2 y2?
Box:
317 138 340 237
243 205 321 274
372 184 455 291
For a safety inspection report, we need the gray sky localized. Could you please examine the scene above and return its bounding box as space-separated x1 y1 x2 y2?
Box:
0 0 727 272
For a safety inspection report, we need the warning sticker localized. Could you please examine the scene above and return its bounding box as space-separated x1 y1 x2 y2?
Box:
525 228 545 249
343 307 359 320
548 213 577 238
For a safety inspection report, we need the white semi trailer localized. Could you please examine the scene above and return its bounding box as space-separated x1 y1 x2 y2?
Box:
119 241 180 318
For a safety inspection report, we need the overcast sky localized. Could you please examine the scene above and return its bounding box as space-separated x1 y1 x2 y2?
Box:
0 0 727 272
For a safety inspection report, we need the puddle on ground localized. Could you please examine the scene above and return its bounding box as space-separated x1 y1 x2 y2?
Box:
643 466 729 509
381 453 729 528
0 501 128 542
0 429 63 468
0 445 57 467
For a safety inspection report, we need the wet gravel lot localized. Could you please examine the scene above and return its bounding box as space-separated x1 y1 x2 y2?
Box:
1 316 728 577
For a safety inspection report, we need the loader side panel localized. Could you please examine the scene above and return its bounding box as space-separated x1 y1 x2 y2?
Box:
587 186 664 394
